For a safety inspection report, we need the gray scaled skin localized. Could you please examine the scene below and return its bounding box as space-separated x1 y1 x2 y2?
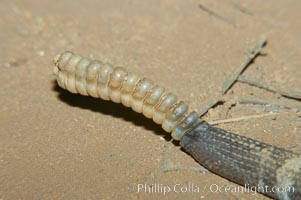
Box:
180 121 301 200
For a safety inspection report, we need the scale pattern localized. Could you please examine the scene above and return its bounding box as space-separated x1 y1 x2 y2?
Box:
53 51 301 200
181 121 301 200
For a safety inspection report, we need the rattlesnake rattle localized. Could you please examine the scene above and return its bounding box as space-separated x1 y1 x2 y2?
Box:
53 51 301 200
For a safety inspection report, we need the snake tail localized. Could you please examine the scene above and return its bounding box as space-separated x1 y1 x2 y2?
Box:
180 121 301 200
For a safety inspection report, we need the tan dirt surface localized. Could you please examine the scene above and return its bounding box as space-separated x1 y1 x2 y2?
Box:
1 0 301 199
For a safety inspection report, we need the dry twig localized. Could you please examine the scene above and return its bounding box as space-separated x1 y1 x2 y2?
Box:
208 113 277 125
197 37 267 117
197 98 224 117
238 75 301 100
198 4 235 25
221 36 267 94
236 98 301 111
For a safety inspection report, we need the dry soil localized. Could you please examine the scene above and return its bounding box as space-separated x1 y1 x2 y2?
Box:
1 0 301 199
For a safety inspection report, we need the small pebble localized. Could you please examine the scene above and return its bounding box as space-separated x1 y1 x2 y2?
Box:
4 63 12 68
37 50 45 57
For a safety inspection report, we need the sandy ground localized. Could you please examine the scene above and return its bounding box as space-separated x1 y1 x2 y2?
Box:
1 0 301 199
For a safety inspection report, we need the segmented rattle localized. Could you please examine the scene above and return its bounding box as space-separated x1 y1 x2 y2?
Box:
53 51 301 200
